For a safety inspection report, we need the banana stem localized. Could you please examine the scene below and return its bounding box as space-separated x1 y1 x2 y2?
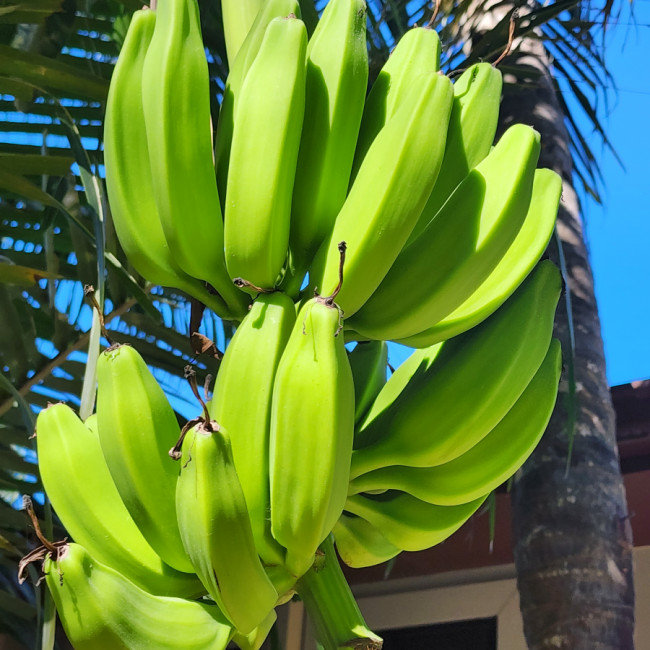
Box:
296 536 382 650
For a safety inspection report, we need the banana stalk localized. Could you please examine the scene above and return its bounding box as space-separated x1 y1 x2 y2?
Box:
296 536 383 650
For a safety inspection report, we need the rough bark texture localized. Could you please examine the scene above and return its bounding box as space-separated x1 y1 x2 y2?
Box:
497 26 636 650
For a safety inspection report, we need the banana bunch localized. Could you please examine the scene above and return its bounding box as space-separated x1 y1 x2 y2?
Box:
334 263 563 567
34 344 281 649
37 0 569 647
35 403 202 598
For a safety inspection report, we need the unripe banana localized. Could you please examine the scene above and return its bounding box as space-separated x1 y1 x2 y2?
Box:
333 513 400 568
221 0 265 65
348 338 562 505
397 168 562 347
347 341 388 424
351 26 441 180
175 419 278 634
36 404 201 597
103 8 231 316
96 344 191 573
347 123 541 341
215 0 302 204
286 0 368 292
224 15 307 290
354 342 444 447
344 491 487 552
349 260 561 478
209 290 296 567
406 62 503 244
269 295 355 577
142 0 248 318
309 72 453 317
232 610 277 650
42 543 234 649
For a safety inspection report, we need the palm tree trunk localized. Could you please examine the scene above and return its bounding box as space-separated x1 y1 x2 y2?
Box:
495 19 636 650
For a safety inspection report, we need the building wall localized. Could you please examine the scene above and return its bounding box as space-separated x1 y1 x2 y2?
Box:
281 545 650 649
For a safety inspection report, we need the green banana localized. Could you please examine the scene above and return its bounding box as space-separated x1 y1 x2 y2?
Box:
269 294 355 577
309 71 453 316
334 513 400 569
175 419 278 634
43 543 234 650
406 62 503 244
215 0 302 205
36 403 201 597
208 290 296 568
224 15 307 290
286 0 368 292
349 260 561 479
142 0 248 318
96 344 192 573
347 341 388 425
351 26 441 180
397 168 562 347
221 0 265 65
232 610 277 650
347 123 541 341
344 491 487 552
353 342 444 449
103 8 231 316
348 338 562 505
296 535 383 650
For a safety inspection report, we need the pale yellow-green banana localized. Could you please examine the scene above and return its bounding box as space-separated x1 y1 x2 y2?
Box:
286 0 368 293
215 0 301 203
353 341 444 449
209 291 296 568
224 15 307 289
351 26 441 181
221 0 265 66
406 62 503 244
36 403 201 597
43 543 234 650
347 341 388 425
349 260 561 478
348 338 562 505
232 610 278 650
142 0 248 319
397 168 562 347
175 419 278 633
103 8 231 316
345 492 487 552
96 344 192 573
309 71 453 316
347 124 541 341
334 513 400 569
269 294 355 577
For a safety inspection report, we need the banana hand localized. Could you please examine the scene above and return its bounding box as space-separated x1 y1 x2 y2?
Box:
350 260 561 478
348 123 542 341
43 543 233 650
349 339 562 505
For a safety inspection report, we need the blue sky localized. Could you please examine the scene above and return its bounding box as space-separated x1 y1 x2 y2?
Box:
578 1 650 385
